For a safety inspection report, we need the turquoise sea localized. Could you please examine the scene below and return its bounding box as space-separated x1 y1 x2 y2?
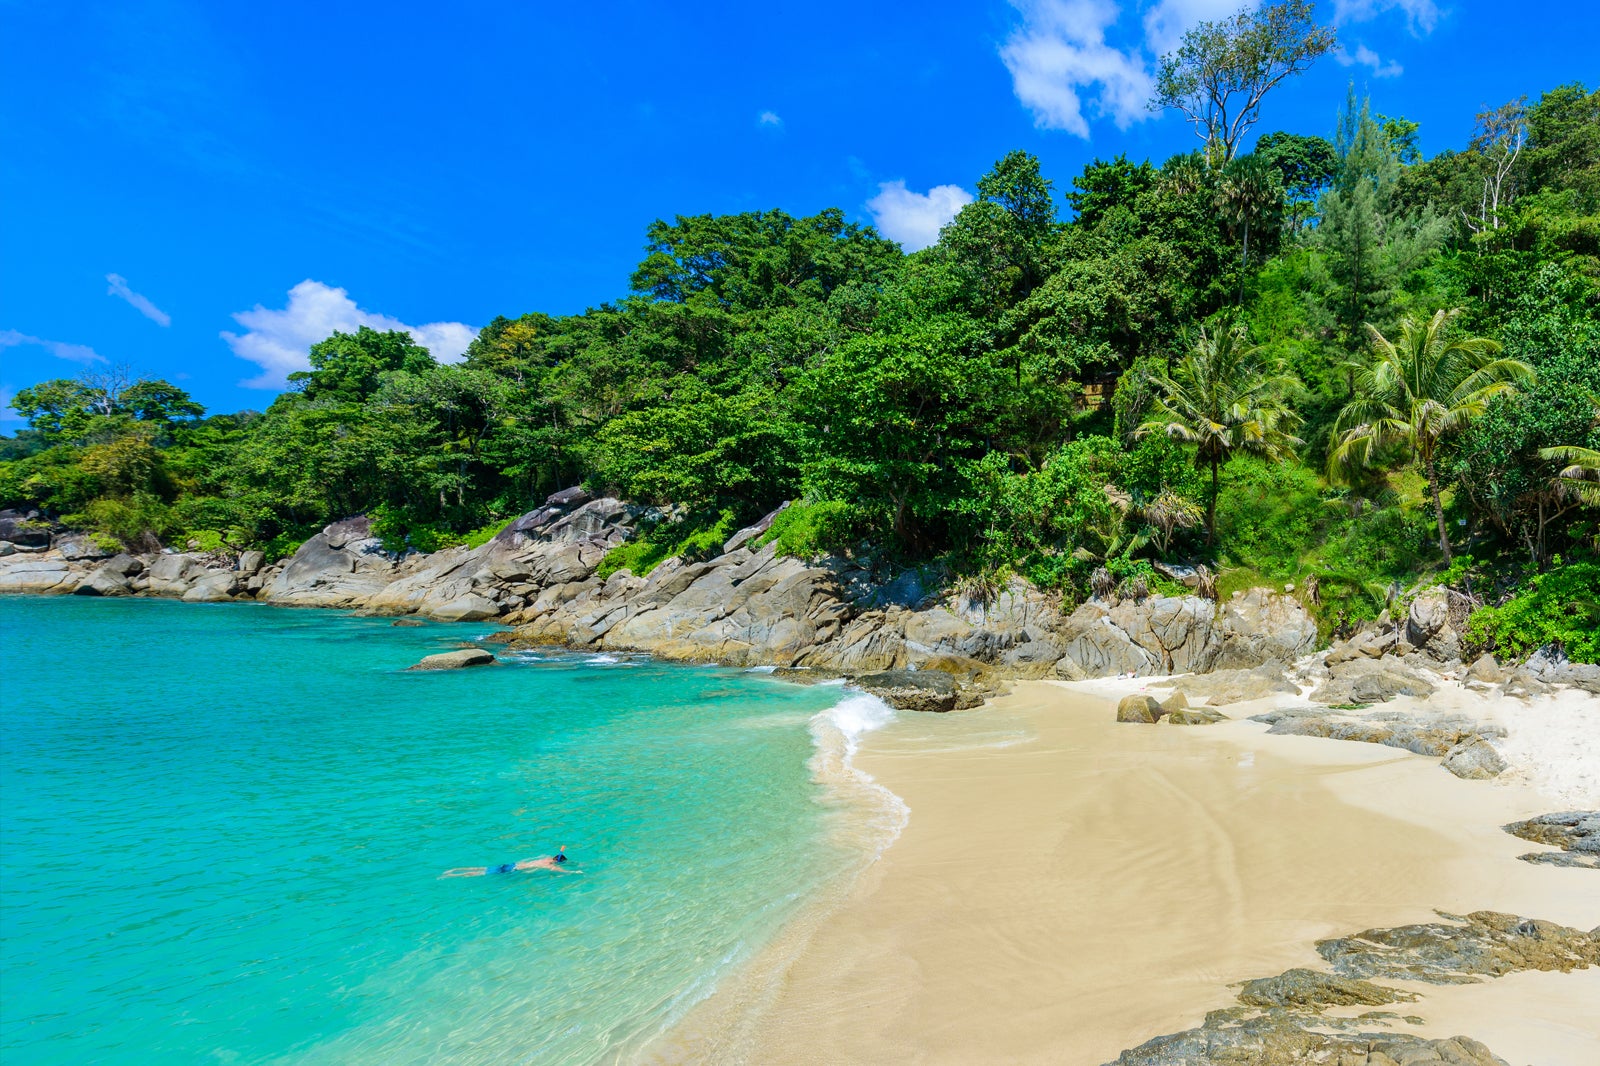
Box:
0 596 899 1064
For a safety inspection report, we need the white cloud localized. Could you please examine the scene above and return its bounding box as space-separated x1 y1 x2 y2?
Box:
0 329 107 365
1001 0 1154 137
1335 42 1403 77
865 181 974 251
758 110 783 126
221 280 477 390
105 273 171 326
1333 0 1440 34
1142 0 1256 57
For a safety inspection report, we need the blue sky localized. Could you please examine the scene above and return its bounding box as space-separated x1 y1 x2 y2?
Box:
2 0 1596 423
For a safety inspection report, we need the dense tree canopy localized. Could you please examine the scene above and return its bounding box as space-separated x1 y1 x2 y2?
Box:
7 75 1599 631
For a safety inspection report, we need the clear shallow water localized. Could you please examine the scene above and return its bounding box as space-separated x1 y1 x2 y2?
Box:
0 596 886 1064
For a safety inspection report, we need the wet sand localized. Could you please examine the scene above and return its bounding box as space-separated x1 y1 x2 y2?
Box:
649 680 1598 1064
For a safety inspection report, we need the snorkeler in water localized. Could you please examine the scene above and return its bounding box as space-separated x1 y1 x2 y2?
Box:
440 847 579 878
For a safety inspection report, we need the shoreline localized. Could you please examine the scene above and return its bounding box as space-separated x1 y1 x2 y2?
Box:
9 591 1598 1060
645 678 1600 1065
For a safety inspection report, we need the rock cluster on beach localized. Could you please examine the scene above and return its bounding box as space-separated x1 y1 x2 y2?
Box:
1503 811 1600 868
1109 911 1600 1065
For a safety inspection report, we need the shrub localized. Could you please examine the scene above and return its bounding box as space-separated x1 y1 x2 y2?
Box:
596 509 741 580
1214 457 1323 576
762 499 860 560
1466 562 1600 663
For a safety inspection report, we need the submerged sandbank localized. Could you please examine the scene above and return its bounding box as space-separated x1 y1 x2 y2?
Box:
649 679 1598 1064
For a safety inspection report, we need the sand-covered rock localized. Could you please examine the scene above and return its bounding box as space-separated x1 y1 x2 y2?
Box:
1317 910 1600 983
1235 967 1415 1009
1504 811 1600 868
1442 735 1509 779
1109 909 1596 1065
1163 706 1228 725
1158 664 1298 706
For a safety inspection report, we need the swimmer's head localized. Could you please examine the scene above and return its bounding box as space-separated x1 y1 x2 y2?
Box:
554 851 567 863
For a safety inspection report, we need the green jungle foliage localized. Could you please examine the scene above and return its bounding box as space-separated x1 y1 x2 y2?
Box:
1467 563 1600 663
6 77 1599 654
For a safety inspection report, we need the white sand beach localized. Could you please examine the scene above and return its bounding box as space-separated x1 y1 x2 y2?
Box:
649 678 1600 1064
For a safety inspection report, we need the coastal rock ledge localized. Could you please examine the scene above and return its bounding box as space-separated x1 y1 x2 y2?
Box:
0 489 1322 698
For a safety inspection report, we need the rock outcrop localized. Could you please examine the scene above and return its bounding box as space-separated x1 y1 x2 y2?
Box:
1504 811 1600 868
7 489 1597 720
1107 910 1597 1065
1249 706 1508 778
1116 694 1165 724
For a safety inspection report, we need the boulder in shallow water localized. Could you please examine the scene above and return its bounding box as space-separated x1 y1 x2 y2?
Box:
1116 694 1164 724
391 618 425 627
854 669 958 713
409 649 496 670
182 571 242 602
74 566 132 597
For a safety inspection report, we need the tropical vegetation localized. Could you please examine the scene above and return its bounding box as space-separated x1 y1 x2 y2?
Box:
5 8 1599 658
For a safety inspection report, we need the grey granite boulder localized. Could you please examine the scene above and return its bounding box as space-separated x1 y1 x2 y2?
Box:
145 553 210 596
1441 736 1508 779
409 648 496 670
74 565 133 596
57 534 117 562
1160 665 1298 706
182 571 243 602
1310 656 1435 705
1465 653 1505 684
1116 694 1164 723
854 669 957 713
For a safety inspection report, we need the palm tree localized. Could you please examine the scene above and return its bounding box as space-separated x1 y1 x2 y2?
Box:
1540 445 1600 506
1216 154 1284 302
1137 319 1303 545
1329 308 1533 564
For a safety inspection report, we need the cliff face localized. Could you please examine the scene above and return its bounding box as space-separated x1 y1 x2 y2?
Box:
0 488 1320 687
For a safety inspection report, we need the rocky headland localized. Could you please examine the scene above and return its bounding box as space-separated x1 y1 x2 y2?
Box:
8 489 1595 714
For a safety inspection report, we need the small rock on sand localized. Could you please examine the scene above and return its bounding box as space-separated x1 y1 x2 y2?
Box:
1441 736 1508 780
1116 694 1164 724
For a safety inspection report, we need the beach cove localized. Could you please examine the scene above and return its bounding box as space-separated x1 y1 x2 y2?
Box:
653 679 1600 1065
0 596 901 1065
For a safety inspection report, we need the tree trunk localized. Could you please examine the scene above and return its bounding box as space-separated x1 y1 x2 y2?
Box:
1425 457 1451 566
1238 220 1250 305
1206 456 1220 546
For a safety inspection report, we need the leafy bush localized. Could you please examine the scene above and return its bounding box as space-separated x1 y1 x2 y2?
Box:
76 493 175 550
1467 562 1600 663
762 499 860 559
595 510 741 580
462 518 512 550
1214 457 1323 575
